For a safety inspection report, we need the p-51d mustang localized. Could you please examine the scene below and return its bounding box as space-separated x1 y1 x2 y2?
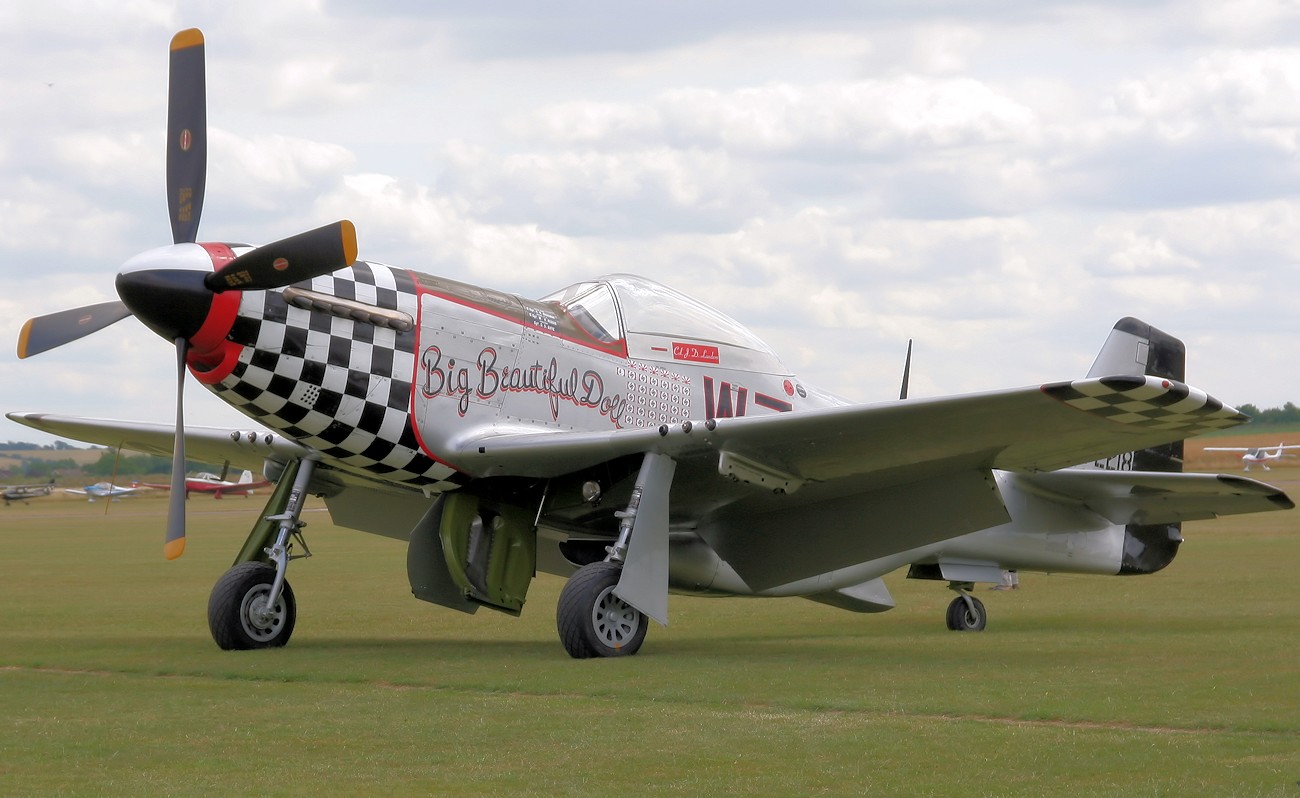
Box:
9 29 1293 657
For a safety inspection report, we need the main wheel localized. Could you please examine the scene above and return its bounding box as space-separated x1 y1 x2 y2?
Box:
556 561 648 658
945 594 987 632
208 562 297 650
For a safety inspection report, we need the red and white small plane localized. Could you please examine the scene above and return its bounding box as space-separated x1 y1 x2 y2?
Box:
7 30 1294 657
140 469 271 499
1203 443 1300 471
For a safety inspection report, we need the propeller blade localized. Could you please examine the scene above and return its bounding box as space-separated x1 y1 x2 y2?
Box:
17 300 133 359
167 28 206 245
204 220 358 292
164 337 188 560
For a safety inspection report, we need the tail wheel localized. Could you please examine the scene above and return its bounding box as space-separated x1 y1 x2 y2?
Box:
208 561 297 650
945 594 987 632
557 561 648 658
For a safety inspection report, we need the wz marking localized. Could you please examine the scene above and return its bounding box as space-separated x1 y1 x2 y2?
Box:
702 375 794 420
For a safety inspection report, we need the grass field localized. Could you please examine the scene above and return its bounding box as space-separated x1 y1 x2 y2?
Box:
2 480 1299 796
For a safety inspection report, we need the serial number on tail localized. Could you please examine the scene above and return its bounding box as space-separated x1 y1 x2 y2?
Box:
1093 451 1135 471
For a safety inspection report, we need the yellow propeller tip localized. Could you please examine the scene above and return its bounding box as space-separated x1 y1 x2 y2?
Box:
170 28 204 52
341 219 358 265
164 537 186 560
16 319 33 359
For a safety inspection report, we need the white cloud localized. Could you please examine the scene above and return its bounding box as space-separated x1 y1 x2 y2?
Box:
524 77 1039 158
7 1 1300 449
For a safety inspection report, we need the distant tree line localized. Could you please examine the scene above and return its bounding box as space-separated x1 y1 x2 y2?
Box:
1237 403 1300 425
14 458 79 479
84 450 180 477
1 440 83 451
3 445 220 482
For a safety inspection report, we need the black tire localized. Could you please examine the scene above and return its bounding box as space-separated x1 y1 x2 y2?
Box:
208 562 297 650
556 561 648 658
945 594 987 632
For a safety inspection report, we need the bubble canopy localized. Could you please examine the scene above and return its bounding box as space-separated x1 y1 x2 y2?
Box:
541 274 784 361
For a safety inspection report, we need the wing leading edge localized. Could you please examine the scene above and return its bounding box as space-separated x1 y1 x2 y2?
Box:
6 412 306 478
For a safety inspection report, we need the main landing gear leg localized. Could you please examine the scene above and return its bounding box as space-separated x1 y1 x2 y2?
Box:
944 581 988 632
556 452 675 658
207 457 318 650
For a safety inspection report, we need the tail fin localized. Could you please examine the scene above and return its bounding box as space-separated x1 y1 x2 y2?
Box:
1087 317 1188 574
898 339 912 400
1086 317 1187 474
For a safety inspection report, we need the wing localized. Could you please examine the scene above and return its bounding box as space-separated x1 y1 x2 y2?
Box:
7 412 307 474
6 411 434 536
1203 447 1250 452
453 375 1246 486
446 374 1254 591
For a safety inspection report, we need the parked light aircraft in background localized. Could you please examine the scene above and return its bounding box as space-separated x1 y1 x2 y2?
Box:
7 29 1293 656
140 469 271 498
65 482 150 501
2 480 54 505
1203 443 1300 471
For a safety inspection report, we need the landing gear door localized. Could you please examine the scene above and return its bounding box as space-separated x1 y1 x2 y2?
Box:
434 491 537 616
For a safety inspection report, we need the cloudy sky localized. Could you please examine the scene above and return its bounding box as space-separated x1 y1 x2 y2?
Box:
3 0 1300 447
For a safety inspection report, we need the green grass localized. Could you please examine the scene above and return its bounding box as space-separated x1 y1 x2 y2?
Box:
2 493 1299 796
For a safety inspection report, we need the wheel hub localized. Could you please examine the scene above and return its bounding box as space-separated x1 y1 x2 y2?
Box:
591 585 640 648
240 585 285 640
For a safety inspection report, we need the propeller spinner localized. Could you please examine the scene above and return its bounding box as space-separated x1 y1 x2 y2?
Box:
16 28 359 558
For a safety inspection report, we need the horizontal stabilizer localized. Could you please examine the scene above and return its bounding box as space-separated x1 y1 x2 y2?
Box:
1015 469 1293 525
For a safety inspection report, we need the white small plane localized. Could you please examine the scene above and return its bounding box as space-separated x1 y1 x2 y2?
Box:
1203 443 1300 471
7 30 1294 657
140 469 272 499
65 482 150 501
